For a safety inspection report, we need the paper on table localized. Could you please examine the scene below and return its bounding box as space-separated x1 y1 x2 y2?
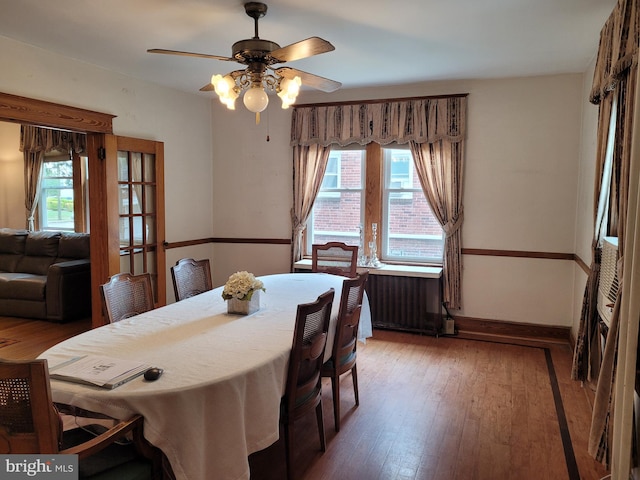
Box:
49 355 151 389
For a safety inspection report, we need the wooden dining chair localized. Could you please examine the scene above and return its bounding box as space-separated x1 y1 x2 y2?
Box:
321 272 368 432
171 257 213 301
311 242 359 277
100 272 154 323
281 288 335 480
0 359 157 479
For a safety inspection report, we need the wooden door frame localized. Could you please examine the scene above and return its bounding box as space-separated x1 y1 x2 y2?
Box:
0 92 165 328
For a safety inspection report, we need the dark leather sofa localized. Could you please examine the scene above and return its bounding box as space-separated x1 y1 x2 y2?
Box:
0 228 91 322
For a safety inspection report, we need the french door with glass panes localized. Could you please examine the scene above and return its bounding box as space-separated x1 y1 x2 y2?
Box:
87 134 165 326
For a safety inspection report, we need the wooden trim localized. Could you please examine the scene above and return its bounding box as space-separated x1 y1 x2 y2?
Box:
0 92 114 133
574 254 590 274
163 237 291 249
462 248 574 261
294 92 469 108
451 315 572 348
365 143 382 252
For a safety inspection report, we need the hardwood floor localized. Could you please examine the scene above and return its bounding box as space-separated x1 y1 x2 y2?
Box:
0 317 609 480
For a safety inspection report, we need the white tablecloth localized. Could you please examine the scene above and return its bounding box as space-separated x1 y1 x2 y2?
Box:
40 273 372 480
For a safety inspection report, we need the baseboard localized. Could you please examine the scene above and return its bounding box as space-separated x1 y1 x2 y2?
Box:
452 315 572 348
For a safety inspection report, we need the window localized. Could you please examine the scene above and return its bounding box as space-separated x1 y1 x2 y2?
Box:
307 149 365 249
382 147 444 263
307 144 444 264
40 155 75 232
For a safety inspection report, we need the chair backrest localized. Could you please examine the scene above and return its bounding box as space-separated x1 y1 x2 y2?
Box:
0 359 61 454
100 272 154 323
331 272 369 366
311 242 358 277
283 289 335 414
171 258 213 301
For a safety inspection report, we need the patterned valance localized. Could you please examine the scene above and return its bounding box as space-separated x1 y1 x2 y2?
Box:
290 96 467 147
590 0 640 104
20 125 86 154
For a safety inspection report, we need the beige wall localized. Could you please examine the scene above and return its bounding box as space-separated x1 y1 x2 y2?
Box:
0 121 23 228
212 75 588 327
0 35 215 300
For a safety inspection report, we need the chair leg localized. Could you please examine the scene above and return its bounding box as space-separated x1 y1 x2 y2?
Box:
352 364 359 406
316 400 326 452
331 375 341 432
284 421 294 480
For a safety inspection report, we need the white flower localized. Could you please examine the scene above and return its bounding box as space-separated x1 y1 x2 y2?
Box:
222 271 265 301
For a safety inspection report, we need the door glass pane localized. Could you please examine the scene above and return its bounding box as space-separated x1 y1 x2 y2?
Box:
117 152 129 181
119 186 130 214
145 217 156 243
144 153 155 182
145 186 155 213
132 216 145 246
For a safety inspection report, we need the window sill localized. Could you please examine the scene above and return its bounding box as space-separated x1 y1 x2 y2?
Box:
293 259 442 279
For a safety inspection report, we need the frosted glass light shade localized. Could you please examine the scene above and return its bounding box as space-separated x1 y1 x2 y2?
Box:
211 74 238 110
278 76 301 109
243 86 269 113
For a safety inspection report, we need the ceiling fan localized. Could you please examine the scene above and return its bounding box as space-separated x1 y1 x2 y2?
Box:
148 2 341 117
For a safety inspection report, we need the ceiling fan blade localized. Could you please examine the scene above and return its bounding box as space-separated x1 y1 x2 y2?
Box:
270 37 335 63
200 83 215 92
147 48 234 62
275 67 341 93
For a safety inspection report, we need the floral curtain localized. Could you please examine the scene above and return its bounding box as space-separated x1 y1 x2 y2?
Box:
573 0 639 471
19 125 86 230
290 96 467 308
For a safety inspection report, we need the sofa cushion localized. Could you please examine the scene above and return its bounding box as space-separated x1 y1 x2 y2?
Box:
0 272 47 301
24 231 62 256
0 228 28 255
15 232 62 275
0 254 22 273
57 233 90 261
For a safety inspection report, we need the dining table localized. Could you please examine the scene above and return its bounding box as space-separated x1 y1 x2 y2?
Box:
39 272 372 480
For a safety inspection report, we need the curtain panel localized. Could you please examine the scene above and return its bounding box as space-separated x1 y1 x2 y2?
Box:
578 0 639 471
290 96 467 308
19 125 86 230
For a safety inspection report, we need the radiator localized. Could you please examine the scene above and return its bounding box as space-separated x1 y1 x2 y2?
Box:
366 273 442 335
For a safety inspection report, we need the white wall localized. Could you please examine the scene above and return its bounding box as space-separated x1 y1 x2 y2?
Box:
0 35 215 300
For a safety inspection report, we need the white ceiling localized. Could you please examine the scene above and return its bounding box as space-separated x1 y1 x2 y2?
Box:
0 0 616 96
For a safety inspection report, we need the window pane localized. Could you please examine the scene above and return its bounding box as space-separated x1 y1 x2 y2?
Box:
312 190 362 244
387 192 444 260
41 160 74 231
383 148 443 262
309 149 364 249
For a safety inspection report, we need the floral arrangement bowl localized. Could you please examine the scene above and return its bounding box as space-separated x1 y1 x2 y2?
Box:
222 271 265 314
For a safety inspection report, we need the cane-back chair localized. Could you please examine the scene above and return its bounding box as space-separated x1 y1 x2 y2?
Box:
100 272 154 323
0 359 156 479
321 272 368 431
171 258 213 301
311 242 358 278
281 288 335 480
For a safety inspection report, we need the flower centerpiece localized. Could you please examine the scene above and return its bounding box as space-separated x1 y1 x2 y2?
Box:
222 271 266 315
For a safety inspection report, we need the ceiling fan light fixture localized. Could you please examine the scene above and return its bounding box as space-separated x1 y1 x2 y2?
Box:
211 74 239 110
243 85 269 113
278 76 301 109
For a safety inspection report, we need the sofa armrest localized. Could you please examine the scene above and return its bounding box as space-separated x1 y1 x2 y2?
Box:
46 259 92 322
